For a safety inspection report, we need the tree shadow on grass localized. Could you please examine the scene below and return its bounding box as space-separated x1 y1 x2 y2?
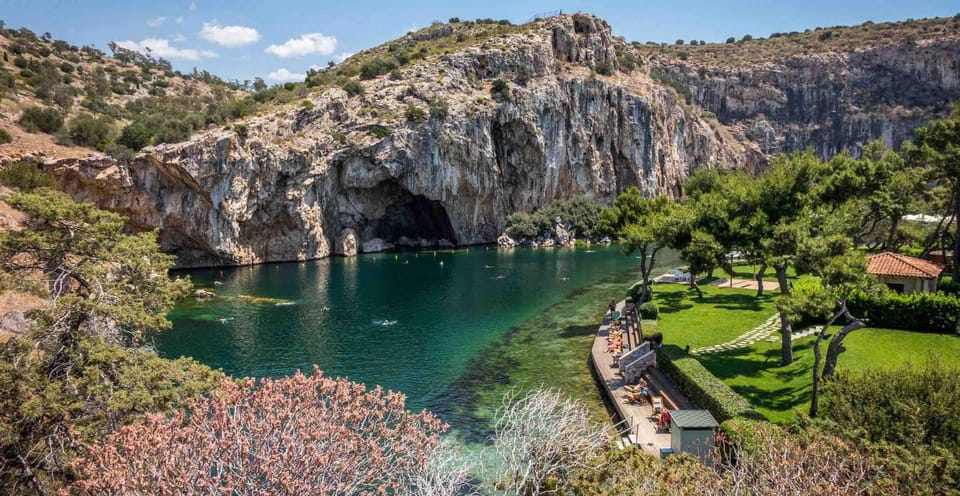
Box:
654 290 694 314
703 292 771 312
731 383 810 416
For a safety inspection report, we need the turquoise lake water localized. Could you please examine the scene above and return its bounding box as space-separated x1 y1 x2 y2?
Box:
158 245 679 438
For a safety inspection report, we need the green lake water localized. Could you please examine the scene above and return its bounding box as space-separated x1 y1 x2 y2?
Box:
158 245 679 440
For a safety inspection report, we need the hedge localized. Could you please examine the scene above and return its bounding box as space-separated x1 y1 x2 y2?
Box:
657 348 765 423
639 301 659 319
847 291 960 334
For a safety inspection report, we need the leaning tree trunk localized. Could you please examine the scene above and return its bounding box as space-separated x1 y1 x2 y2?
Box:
638 246 661 303
809 301 867 417
886 217 900 251
953 186 960 281
775 264 793 365
690 273 703 298
755 262 767 298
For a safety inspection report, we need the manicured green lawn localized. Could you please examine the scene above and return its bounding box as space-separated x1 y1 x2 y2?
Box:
695 328 960 423
647 278 960 423
649 282 778 349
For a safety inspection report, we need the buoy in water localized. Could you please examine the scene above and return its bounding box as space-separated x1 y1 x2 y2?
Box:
440 261 444 267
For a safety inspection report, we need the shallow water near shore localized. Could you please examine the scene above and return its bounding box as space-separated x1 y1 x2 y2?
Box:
159 245 679 439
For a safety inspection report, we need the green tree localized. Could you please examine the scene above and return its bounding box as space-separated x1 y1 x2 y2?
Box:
66 113 113 151
0 190 214 493
17 106 63 134
903 104 960 279
116 121 153 151
598 188 680 303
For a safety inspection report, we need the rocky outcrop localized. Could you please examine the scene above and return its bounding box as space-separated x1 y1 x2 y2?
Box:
32 14 960 267
44 15 755 267
648 38 960 158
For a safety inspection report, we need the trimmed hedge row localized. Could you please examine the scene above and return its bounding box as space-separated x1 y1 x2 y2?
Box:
657 348 765 423
847 291 960 334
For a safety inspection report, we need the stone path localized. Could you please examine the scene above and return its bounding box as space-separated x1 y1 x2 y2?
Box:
690 315 780 355
690 313 826 356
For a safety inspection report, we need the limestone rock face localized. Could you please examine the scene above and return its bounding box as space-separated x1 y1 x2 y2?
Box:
37 14 960 267
648 39 960 157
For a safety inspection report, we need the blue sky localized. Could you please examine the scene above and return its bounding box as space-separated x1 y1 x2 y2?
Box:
2 0 958 84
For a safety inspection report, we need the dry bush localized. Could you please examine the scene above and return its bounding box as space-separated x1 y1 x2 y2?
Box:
68 367 448 496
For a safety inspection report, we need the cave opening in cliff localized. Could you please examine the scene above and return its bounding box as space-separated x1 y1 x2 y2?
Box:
369 195 457 248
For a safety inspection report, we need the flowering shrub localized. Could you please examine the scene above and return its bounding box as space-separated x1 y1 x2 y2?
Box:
69 367 447 495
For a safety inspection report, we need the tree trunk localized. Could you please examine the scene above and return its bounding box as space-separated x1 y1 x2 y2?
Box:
639 246 660 303
886 217 900 251
953 186 960 281
809 300 866 417
809 329 826 417
775 264 793 365
690 274 703 298
755 262 767 298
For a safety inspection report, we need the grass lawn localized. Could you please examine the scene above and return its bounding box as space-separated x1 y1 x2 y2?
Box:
696 328 960 423
649 282 778 350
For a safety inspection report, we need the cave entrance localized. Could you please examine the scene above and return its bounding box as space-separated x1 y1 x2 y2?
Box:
368 195 457 248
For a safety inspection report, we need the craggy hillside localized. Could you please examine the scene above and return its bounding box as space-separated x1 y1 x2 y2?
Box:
1 14 959 267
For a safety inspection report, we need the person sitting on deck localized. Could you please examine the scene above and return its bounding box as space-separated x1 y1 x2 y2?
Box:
658 410 672 431
626 388 649 404
624 380 647 394
607 340 622 352
611 351 622 367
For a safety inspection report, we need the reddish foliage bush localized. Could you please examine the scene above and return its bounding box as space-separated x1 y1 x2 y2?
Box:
68 367 447 495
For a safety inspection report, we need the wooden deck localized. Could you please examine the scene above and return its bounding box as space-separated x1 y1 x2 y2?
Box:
590 301 694 455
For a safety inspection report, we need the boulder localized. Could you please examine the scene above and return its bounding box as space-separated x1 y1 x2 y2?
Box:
339 228 358 257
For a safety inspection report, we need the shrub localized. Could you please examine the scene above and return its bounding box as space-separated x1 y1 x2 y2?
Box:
359 57 398 80
821 360 960 452
0 128 11 145
0 161 57 191
70 368 446 495
13 56 27 69
740 34 753 42
340 78 364 97
67 113 113 151
117 122 154 151
490 78 510 99
657 348 764 422
405 103 428 122
643 331 663 346
638 301 659 319
367 125 391 139
596 61 614 76
428 98 449 120
847 290 960 333
725 37 736 44
18 106 63 133
105 143 135 162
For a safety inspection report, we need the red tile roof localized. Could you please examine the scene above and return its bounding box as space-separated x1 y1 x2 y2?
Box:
867 252 943 279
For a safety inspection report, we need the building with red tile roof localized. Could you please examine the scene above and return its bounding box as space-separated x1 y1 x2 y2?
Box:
866 252 943 294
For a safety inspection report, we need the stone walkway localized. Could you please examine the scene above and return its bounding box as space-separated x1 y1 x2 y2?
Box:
690 313 826 355
690 315 780 355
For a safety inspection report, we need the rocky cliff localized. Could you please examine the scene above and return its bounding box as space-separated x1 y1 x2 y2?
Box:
45 15 757 267
18 14 960 267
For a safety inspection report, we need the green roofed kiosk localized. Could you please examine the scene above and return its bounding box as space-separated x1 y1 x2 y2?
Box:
670 410 719 465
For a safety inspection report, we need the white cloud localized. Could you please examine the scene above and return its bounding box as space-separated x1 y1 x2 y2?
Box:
189 2 197 11
334 51 354 63
172 33 187 42
265 33 337 58
175 16 185 24
267 68 305 82
200 22 261 47
146 16 167 27
116 38 217 60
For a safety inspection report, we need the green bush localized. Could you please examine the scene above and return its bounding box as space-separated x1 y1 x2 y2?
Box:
0 161 57 192
405 103 428 122
643 331 663 346
340 78 364 97
490 78 510 99
359 57 398 80
821 360 960 454
0 128 11 145
847 290 960 333
117 122 154 151
18 106 63 133
638 302 659 319
428 98 449 120
367 125 391 139
657 348 764 422
67 113 113 151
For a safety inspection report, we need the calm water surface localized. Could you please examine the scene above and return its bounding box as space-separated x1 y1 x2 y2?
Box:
158 245 678 434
